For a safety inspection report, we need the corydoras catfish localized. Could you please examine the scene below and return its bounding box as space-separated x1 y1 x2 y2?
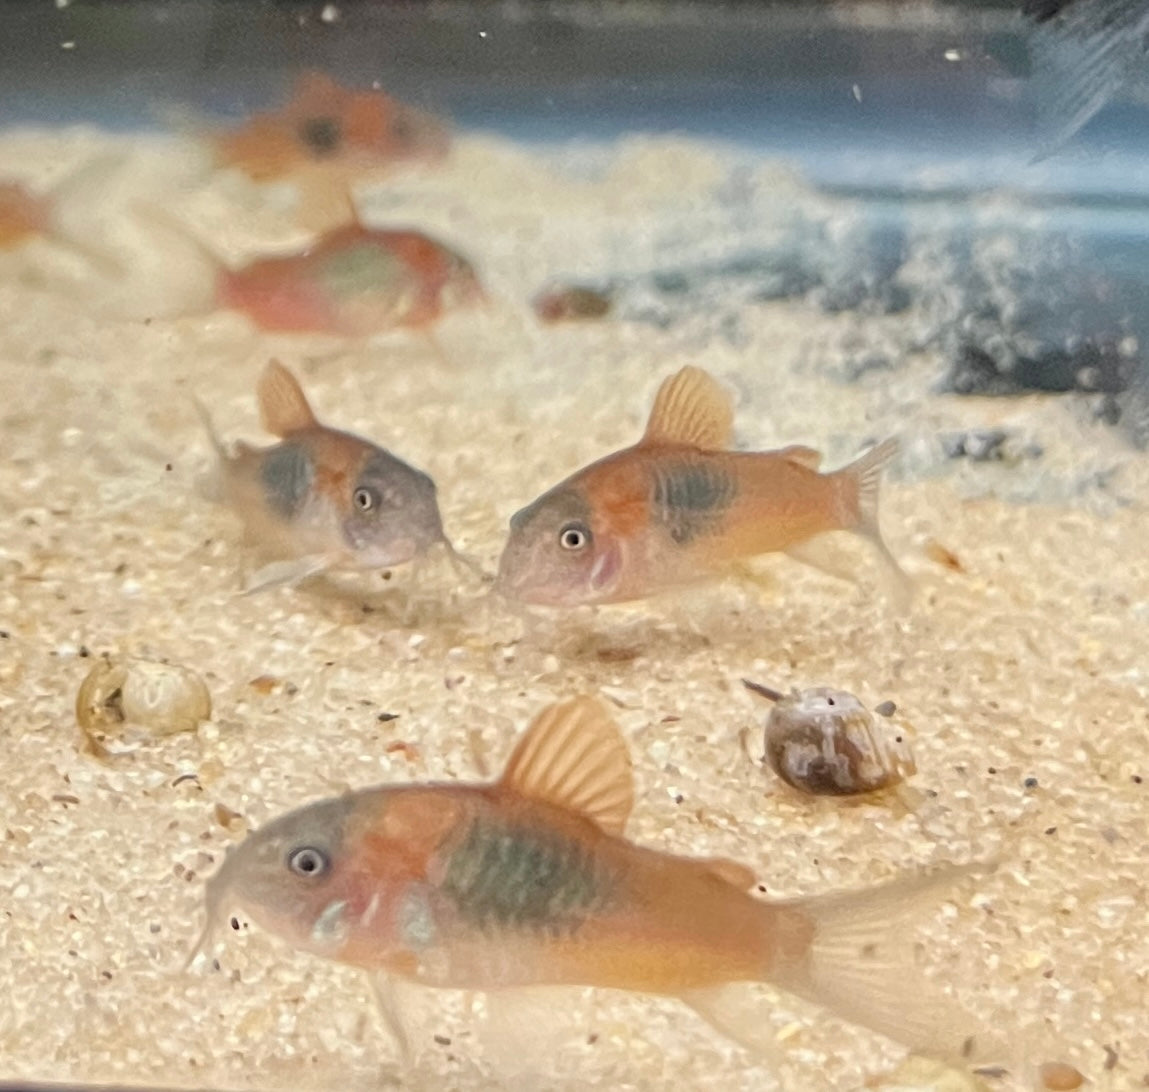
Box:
497 366 910 608
191 697 999 1071
200 359 454 591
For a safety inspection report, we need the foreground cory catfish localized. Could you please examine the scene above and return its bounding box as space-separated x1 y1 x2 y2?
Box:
192 697 998 1068
497 366 911 607
201 359 454 591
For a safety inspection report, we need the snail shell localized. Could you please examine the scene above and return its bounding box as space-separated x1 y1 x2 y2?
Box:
76 656 212 748
745 680 916 795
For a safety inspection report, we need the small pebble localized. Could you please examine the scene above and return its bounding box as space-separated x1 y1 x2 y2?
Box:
1037 1061 1085 1090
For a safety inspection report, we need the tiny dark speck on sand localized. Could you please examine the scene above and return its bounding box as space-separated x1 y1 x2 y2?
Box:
377 712 399 723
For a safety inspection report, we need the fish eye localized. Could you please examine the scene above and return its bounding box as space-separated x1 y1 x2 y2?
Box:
558 521 591 551
353 485 380 513
298 116 342 155
287 846 329 878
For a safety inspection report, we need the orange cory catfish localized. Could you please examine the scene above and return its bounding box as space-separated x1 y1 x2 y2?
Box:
497 367 911 607
200 359 452 591
193 697 995 1066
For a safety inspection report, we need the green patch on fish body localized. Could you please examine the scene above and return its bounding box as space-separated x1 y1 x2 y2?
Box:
651 458 737 545
318 239 408 301
440 818 611 936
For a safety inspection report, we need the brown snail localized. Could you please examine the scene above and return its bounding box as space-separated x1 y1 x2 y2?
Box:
743 679 916 795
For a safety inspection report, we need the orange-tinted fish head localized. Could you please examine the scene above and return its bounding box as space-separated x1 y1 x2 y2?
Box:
196 792 371 962
376 100 451 164
287 71 450 168
496 484 627 606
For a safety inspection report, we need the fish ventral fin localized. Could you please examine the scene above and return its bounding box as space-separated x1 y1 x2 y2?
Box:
499 697 634 836
698 856 758 890
641 366 734 451
257 359 320 438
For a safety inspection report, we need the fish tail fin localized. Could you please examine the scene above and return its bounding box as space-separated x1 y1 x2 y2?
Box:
1025 0 1149 158
770 862 1007 1065
836 438 913 609
194 397 229 461
192 396 237 504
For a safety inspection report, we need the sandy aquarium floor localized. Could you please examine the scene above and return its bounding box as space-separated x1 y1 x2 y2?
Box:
1 128 1147 1092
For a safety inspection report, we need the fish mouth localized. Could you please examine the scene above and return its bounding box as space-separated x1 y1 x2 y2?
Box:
493 557 584 608
357 538 420 570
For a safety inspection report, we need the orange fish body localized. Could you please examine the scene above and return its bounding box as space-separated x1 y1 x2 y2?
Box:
196 698 996 1067
202 359 449 590
281 784 774 994
211 71 450 183
496 366 908 607
0 182 52 249
219 223 483 336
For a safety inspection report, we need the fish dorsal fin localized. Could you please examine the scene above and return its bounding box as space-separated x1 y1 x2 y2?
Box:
778 444 822 470
699 856 758 890
641 366 734 451
257 360 320 437
499 697 634 836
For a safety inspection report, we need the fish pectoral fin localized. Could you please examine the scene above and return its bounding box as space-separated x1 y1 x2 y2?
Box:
777 444 822 470
641 366 734 451
677 983 789 1069
241 553 336 594
257 359 320 437
366 971 417 1064
498 697 634 836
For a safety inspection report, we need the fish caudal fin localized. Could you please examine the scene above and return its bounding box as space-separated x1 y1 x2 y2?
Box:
1025 0 1149 158
192 397 234 504
837 438 913 609
194 397 229 462
257 359 320 437
774 862 1006 1065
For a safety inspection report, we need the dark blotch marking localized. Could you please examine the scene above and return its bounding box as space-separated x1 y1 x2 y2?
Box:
298 116 342 156
441 819 609 935
260 443 314 520
652 461 736 545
